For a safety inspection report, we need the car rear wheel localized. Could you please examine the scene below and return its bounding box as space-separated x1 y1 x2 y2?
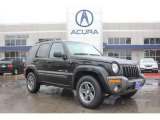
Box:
0 73 3 75
76 75 105 109
121 90 137 98
26 72 40 93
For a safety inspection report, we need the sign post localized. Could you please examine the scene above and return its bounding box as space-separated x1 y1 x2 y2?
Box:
67 8 103 53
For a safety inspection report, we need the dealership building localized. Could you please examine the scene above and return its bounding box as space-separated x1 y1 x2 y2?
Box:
0 22 160 69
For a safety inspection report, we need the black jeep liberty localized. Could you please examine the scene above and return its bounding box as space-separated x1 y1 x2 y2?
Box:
24 41 145 109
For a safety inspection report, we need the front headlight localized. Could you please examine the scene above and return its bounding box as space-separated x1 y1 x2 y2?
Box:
153 64 158 68
112 62 120 74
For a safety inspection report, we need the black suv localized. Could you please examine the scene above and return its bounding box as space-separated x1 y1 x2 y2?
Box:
25 41 145 109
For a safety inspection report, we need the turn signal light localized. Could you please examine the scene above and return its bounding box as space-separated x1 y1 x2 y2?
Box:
108 79 122 83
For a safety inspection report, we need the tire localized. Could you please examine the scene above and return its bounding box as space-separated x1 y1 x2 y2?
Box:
121 90 137 98
155 70 158 73
76 75 105 109
0 73 3 75
26 72 40 93
13 69 18 75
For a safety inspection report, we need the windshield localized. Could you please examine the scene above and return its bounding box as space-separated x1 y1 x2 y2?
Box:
140 58 155 63
66 42 102 56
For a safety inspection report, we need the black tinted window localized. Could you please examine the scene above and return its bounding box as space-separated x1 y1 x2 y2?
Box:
144 38 149 44
26 45 39 62
49 43 64 58
37 43 50 58
126 38 131 44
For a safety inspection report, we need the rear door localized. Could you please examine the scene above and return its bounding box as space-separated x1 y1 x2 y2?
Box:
33 43 51 82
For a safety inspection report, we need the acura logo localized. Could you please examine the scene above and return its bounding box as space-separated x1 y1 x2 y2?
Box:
75 10 93 27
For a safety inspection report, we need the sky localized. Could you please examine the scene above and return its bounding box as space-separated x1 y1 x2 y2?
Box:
0 0 160 24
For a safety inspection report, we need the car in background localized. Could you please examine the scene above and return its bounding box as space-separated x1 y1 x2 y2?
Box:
139 58 158 73
0 58 24 75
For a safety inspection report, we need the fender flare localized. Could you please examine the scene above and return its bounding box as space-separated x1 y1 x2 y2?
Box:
72 65 109 91
25 65 38 78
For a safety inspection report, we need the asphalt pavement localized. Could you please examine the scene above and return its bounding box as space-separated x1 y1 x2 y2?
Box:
0 74 160 113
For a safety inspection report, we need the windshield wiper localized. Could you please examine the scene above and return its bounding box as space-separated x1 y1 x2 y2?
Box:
74 53 89 55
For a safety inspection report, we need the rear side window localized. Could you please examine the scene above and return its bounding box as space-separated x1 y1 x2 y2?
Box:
26 45 39 62
36 43 50 58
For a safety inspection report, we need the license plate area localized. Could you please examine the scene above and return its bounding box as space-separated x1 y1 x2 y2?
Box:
135 81 142 89
2 65 6 68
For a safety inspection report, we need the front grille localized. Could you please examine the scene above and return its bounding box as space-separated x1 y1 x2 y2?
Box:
122 66 139 78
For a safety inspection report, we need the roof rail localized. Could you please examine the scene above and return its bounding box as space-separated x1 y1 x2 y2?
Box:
35 40 56 44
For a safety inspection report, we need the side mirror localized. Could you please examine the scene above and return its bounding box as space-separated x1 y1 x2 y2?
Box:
53 52 67 59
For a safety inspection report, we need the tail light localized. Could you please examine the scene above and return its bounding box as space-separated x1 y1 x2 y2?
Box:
24 62 26 69
7 64 13 68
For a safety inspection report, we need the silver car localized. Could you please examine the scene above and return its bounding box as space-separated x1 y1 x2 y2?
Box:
139 58 158 73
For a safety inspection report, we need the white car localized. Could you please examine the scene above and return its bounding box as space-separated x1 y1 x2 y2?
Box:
139 58 158 73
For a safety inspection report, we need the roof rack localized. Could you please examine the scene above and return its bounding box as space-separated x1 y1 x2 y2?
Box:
36 39 56 44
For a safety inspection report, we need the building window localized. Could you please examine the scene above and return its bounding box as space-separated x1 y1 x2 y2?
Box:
5 39 26 46
5 40 11 46
144 38 160 44
108 38 131 45
108 38 113 44
144 50 160 69
108 50 132 60
5 51 28 60
120 38 125 44
156 38 160 44
126 38 131 44
144 38 149 44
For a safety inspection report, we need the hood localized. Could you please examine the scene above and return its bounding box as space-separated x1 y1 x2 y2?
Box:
139 62 157 65
71 55 137 65
0 61 12 64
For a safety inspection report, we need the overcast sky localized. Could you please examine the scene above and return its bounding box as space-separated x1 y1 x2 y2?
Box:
0 0 160 24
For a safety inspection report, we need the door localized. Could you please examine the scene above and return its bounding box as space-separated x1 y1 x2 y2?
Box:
33 43 51 82
46 42 70 86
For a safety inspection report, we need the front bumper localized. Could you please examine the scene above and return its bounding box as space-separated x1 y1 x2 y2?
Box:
140 66 158 70
0 68 13 73
106 75 145 94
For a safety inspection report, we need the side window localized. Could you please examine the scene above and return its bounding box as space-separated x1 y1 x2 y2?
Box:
36 43 50 58
26 45 39 62
49 43 64 58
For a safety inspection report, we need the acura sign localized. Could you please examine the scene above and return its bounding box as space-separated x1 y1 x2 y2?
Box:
67 8 102 53
75 10 93 27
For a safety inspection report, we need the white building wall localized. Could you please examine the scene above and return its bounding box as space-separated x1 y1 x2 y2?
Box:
0 23 159 62
0 52 5 59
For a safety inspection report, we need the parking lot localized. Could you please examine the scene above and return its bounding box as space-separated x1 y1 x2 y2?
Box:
0 74 160 113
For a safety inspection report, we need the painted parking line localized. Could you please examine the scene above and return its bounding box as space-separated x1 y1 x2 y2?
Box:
144 73 160 77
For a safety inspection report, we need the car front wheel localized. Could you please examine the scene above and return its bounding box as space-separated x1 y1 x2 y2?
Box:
76 75 105 109
26 72 40 93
